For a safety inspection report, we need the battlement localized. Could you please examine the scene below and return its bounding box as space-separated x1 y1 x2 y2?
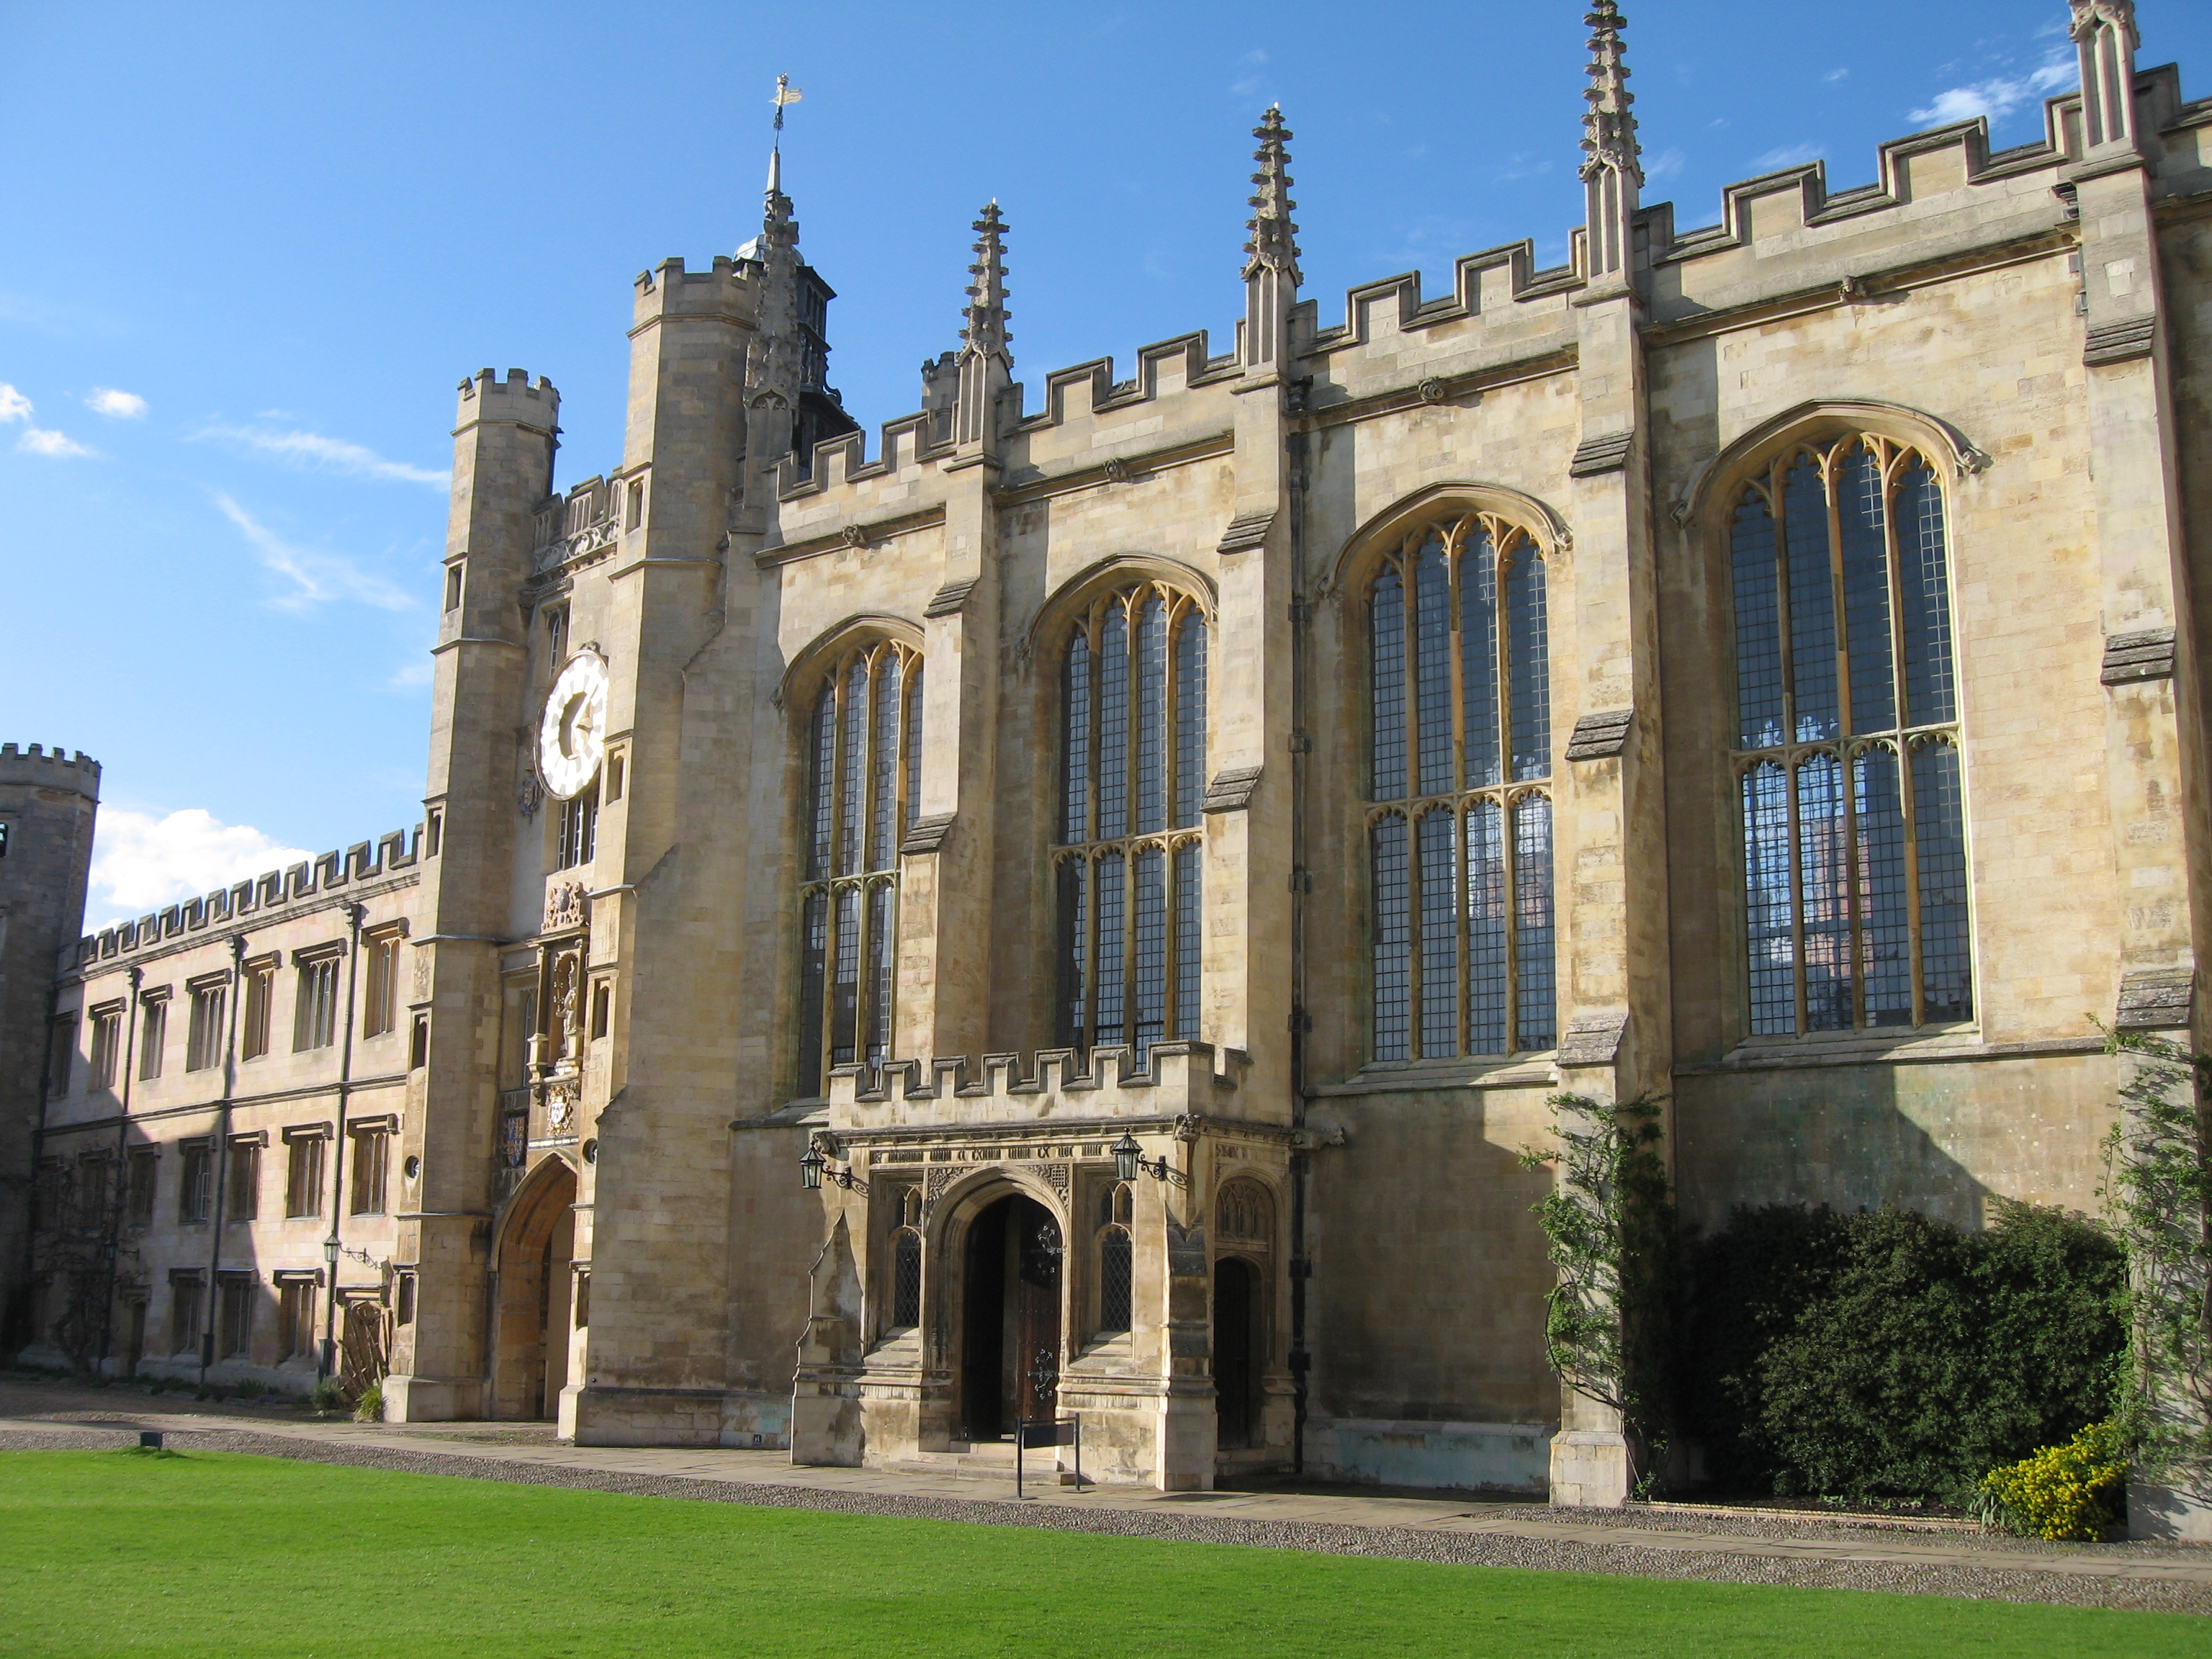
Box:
631 254 757 323
0 744 100 795
454 367 559 430
68 822 425 974
824 1041 1257 1129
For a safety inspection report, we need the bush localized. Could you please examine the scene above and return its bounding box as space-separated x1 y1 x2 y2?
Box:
1678 1201 2123 1503
352 1382 383 1424
307 1380 347 1413
1979 1422 2125 1540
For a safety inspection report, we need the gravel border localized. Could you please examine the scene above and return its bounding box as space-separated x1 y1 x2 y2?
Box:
3 1426 2206 1617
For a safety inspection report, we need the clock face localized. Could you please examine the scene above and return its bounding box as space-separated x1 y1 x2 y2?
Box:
539 652 609 801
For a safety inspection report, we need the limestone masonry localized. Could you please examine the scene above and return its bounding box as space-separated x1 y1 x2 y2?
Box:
10 1 2211 1507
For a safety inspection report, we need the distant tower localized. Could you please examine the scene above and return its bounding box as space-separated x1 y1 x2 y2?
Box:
0 744 99 1346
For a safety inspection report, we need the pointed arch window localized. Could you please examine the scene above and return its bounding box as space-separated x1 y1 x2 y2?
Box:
1095 1181 1133 1335
1055 583 1208 1065
1367 513 1555 1061
796 638 924 1095
889 1187 923 1330
1731 434 1969 1035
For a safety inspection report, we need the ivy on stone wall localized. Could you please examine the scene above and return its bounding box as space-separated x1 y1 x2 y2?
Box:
1517 1092 1674 1480
2100 1027 2212 1491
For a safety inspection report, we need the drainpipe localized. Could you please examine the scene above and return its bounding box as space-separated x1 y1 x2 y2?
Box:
1285 393 1313 1478
318 902 365 1383
199 935 245 1388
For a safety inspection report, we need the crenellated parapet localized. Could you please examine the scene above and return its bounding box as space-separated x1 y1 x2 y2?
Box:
0 743 100 796
823 1040 1256 1129
454 366 559 435
66 822 425 974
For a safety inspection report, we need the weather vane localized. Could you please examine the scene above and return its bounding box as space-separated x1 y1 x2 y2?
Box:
771 73 803 153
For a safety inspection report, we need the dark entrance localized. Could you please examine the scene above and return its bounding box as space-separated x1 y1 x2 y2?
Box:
1213 1256 1259 1449
961 1195 1061 1441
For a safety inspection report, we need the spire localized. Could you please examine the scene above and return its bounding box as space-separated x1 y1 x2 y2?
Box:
2070 1 2141 153
745 78 807 450
960 202 1012 367
952 202 1012 450
1580 3 1642 286
1241 105 1300 372
1241 105 1301 286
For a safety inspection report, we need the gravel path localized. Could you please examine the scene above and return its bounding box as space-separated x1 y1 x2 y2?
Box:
4 1423 2207 1617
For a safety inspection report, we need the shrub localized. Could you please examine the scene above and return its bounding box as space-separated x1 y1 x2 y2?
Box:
1677 1201 2123 1503
307 1380 347 1413
352 1382 383 1424
1979 1422 2125 1540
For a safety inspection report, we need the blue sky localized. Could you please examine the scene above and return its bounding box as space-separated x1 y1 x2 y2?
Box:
5 1 2206 927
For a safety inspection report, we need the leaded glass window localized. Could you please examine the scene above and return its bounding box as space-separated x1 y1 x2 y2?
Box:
1056 584 1208 1065
797 639 924 1095
1367 513 1555 1060
1732 435 1969 1035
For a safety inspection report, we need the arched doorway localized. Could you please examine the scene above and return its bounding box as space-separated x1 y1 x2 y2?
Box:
960 1193 1061 1442
493 1158 576 1420
1213 1256 1260 1449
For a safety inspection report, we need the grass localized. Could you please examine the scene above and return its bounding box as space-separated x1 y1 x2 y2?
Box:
0 1449 2203 1657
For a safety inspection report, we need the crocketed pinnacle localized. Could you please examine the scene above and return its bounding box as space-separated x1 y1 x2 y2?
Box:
2069 0 2139 50
1580 2 1642 186
1241 105 1301 284
960 202 1012 363
747 158 804 414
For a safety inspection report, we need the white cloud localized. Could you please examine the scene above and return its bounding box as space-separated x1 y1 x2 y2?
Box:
85 387 146 418
1645 147 1686 183
193 422 446 487
87 808 313 925
214 492 414 613
1911 55 2076 126
18 427 92 457
1823 68 1850 84
0 383 30 422
1752 142 1825 172
388 657 434 690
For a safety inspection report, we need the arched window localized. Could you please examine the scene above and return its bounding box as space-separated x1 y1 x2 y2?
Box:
1367 513 1555 1060
1731 434 1969 1035
796 638 924 1095
890 1187 922 1329
1096 1181 1133 1334
1055 583 1208 1064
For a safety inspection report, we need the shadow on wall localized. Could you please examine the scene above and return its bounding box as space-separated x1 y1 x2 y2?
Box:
1674 1064 1992 1233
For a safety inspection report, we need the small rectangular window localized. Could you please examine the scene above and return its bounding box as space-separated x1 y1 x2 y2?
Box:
45 1017 76 1096
78 1154 114 1227
557 783 598 870
572 1270 590 1329
89 1009 123 1090
127 1149 157 1227
284 1133 326 1219
590 982 611 1041
226 1140 260 1223
276 1278 317 1360
241 961 274 1060
168 1274 204 1356
606 753 624 803
363 930 401 1039
138 997 168 1082
349 1128 390 1217
185 981 226 1072
395 1271 417 1327
294 956 341 1052
179 1143 212 1224
410 1012 431 1071
216 1274 255 1360
443 564 463 611
426 809 443 858
625 479 644 530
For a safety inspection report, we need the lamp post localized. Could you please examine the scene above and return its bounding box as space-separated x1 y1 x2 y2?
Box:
319 1233 340 1380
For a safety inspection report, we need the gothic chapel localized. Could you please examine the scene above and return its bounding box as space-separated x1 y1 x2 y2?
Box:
16 0 2212 1503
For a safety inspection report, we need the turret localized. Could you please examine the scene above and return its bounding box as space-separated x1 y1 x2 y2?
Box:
0 743 99 1348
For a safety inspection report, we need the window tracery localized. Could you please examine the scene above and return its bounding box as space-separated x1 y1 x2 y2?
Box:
1730 433 1970 1035
1366 512 1556 1061
796 637 924 1095
1054 583 1208 1064
890 1187 922 1329
1095 1181 1133 1334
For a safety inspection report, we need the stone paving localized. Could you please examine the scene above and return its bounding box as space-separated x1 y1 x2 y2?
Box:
2 1379 2208 1615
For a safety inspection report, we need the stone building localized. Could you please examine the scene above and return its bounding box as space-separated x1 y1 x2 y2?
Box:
18 1 2212 1504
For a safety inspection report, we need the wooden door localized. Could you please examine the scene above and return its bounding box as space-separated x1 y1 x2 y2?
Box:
1013 1201 1062 1424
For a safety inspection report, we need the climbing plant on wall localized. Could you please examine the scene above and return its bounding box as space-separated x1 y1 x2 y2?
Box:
1518 1092 1673 1481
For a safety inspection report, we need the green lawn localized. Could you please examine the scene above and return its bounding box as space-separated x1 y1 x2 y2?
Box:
0 1449 2201 1657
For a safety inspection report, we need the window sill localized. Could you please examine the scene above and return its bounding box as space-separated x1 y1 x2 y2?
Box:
1677 1026 2111 1075
1310 1055 1558 1097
